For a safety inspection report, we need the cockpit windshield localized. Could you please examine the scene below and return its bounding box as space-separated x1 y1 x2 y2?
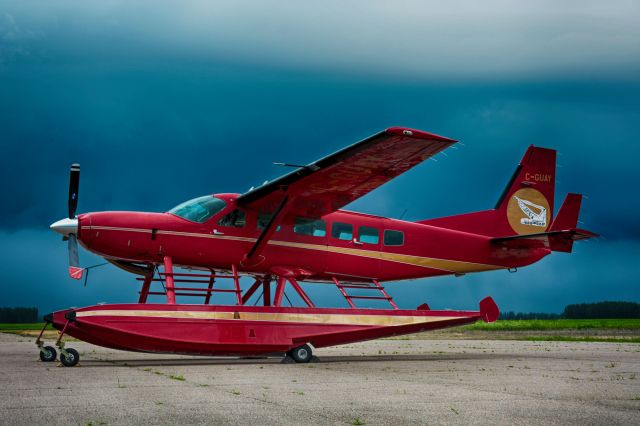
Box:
168 196 227 223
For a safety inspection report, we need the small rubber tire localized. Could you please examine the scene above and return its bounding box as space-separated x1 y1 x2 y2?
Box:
60 348 80 367
289 344 312 363
39 346 57 362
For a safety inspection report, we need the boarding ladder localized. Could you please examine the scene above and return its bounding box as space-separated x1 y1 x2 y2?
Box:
332 278 399 310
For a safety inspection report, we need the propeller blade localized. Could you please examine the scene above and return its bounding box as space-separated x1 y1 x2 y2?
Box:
68 163 80 218
68 234 84 280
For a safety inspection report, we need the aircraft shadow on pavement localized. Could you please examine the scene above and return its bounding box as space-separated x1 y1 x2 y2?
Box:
75 352 514 368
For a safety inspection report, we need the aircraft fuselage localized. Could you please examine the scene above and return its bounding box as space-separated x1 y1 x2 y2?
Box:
76 193 549 283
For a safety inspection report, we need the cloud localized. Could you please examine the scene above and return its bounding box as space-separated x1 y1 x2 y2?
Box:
1 1 639 79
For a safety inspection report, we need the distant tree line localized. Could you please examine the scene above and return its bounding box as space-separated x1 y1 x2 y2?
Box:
499 311 561 320
562 301 640 319
0 307 39 323
499 301 640 320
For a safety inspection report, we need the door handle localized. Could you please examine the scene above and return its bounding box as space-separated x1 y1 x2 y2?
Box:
212 229 225 235
352 239 363 245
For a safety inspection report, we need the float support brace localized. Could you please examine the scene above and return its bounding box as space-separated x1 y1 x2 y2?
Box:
242 278 262 304
164 256 176 304
204 271 216 305
288 277 315 308
231 264 242 305
138 271 154 304
273 276 287 307
263 276 271 306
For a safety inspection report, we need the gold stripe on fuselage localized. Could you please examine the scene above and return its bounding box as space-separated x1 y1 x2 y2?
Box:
75 309 464 326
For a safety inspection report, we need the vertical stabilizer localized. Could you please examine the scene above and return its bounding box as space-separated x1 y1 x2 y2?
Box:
496 145 556 235
418 146 557 237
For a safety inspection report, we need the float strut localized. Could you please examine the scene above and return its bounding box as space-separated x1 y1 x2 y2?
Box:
263 276 271 306
288 277 315 308
242 278 262 304
138 271 154 304
164 256 176 304
204 271 216 305
231 264 242 305
273 276 287 307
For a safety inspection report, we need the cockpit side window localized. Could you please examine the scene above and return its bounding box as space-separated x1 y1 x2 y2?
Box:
218 209 246 228
168 196 226 223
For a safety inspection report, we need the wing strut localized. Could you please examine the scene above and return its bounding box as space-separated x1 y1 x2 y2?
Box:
243 194 290 263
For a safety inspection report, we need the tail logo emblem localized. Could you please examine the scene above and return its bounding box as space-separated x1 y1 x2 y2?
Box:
506 188 551 235
514 196 547 227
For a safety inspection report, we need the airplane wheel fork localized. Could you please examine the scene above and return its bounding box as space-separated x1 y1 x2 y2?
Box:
55 319 80 367
36 321 57 362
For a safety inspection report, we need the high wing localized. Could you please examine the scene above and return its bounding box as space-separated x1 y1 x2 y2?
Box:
237 127 457 217
237 127 456 262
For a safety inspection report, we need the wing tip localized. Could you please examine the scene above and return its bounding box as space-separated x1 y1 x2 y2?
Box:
386 127 457 143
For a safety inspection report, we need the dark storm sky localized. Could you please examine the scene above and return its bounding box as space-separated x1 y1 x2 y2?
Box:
1 1 639 314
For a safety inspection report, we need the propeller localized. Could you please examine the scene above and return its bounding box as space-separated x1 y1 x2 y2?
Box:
68 163 80 219
51 163 84 280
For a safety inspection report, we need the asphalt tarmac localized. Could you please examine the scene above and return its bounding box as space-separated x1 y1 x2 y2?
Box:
1 332 638 425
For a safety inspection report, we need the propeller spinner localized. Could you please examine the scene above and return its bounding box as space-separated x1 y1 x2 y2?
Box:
50 163 84 280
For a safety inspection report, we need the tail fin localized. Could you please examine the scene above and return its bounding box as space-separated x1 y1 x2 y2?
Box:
497 146 556 235
418 146 557 237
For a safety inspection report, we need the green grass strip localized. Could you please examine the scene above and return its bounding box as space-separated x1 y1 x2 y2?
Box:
460 319 640 331
0 323 46 331
520 336 640 343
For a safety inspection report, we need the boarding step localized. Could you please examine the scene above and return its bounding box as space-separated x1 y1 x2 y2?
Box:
332 278 398 309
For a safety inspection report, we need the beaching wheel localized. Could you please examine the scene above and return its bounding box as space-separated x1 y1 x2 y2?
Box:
39 346 57 362
289 344 312 363
60 348 80 367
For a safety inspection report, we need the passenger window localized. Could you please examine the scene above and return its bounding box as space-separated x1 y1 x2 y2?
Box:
294 217 326 237
383 230 404 246
359 226 379 244
218 209 246 228
331 222 353 241
256 212 280 231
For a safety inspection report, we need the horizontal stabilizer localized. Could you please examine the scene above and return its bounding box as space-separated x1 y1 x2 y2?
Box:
490 228 598 253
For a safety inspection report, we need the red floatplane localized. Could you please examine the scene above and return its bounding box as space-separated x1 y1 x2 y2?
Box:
39 127 596 366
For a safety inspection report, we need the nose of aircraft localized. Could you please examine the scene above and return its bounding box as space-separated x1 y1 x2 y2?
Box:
50 217 78 236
